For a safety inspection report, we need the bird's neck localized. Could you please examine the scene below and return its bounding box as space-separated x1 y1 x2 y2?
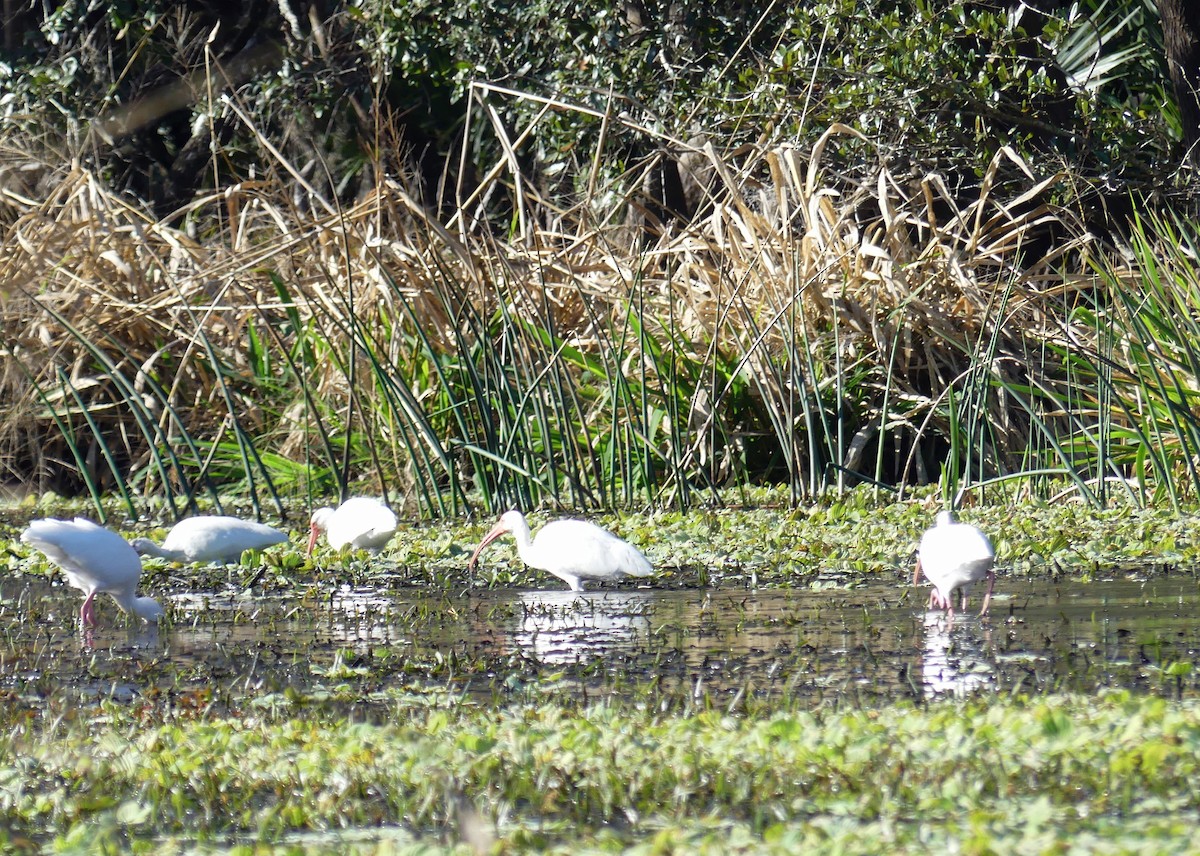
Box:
510 518 536 564
112 589 141 614
132 596 162 622
111 590 162 622
141 542 184 561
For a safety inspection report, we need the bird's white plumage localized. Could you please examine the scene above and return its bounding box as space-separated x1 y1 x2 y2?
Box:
915 510 996 615
21 517 163 626
469 510 653 591
308 498 397 552
130 515 288 564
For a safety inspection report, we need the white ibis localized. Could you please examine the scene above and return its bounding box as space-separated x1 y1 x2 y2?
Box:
21 517 164 627
308 498 397 553
468 510 653 591
130 515 288 564
914 510 996 616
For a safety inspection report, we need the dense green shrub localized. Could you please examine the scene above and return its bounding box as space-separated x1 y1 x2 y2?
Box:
0 0 1179 221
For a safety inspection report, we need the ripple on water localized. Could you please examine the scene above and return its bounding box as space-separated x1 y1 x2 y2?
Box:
0 571 1197 709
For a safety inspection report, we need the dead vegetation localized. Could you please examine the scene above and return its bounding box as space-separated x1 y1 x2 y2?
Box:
0 90 1175 513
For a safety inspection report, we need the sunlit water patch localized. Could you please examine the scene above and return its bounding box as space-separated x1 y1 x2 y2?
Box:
1 570 1198 712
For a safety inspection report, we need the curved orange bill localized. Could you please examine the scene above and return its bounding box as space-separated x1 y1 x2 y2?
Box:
467 522 508 571
912 557 922 586
306 522 321 555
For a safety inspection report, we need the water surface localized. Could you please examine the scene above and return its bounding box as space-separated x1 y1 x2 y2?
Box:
2 570 1197 713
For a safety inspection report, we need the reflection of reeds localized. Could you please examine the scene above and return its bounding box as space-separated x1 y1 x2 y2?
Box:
2 104 1194 516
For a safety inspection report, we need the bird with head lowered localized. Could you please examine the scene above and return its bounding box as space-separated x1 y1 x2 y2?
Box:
22 517 163 627
130 515 288 564
308 497 397 554
468 510 653 592
914 510 996 617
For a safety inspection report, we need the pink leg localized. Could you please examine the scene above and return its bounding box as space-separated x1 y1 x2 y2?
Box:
930 589 953 612
978 569 995 617
79 592 97 628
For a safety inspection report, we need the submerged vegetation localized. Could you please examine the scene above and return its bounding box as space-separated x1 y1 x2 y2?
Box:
4 493 1200 851
2 495 1199 849
4 689 1200 852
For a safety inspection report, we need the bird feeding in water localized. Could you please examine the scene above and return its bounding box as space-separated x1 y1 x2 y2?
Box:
468 510 653 592
21 517 164 627
914 510 996 617
308 497 397 553
130 515 288 564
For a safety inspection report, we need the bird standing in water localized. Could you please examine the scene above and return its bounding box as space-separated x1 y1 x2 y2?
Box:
468 510 653 592
308 498 397 553
22 517 164 627
130 515 287 564
914 510 996 617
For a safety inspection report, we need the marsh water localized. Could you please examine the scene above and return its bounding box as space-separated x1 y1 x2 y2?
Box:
3 569 1199 713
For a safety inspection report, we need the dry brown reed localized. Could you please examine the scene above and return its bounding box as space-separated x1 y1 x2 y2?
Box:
0 92 1111 508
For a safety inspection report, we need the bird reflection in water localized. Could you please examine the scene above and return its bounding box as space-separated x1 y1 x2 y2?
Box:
511 590 653 665
164 586 406 652
919 611 996 699
78 619 161 652
324 586 407 648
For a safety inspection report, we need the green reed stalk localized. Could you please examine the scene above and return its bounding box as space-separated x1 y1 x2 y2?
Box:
22 293 207 518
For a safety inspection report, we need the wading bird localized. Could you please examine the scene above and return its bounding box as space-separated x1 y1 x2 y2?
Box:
308 498 397 553
22 517 164 627
130 515 288 564
468 510 653 592
914 510 996 617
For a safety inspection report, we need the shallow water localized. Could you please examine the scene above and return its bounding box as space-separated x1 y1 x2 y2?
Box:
2 569 1198 712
